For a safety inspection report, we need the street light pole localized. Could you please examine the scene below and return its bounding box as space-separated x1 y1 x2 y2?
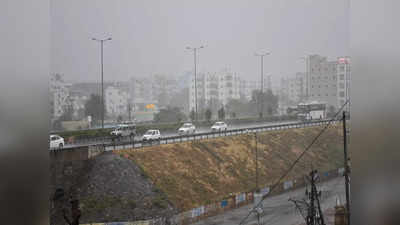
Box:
187 45 205 123
255 52 270 118
92 37 112 129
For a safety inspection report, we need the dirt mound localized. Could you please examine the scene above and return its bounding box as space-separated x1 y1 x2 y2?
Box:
50 152 176 224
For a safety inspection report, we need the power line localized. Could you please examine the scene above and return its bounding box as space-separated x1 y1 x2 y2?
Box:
238 100 349 225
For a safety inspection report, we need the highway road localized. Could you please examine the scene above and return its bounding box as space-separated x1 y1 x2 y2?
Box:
60 119 340 151
192 176 345 225
64 120 298 149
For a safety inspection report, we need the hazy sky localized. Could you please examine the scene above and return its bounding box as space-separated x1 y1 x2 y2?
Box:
51 0 349 84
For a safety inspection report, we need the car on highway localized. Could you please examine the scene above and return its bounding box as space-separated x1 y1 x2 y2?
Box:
110 123 136 138
49 134 64 149
211 121 228 132
142 129 161 141
178 123 196 135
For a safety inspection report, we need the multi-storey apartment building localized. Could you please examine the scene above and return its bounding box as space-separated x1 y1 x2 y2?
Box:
105 83 129 118
336 56 351 112
50 73 71 120
189 69 244 112
302 54 351 110
307 55 340 108
218 70 241 106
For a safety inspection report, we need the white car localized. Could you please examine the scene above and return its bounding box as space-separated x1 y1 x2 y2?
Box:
178 123 196 135
142 129 161 141
211 121 228 132
110 123 136 137
50 134 64 149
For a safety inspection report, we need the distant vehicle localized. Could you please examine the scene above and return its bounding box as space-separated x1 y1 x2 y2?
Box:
110 123 136 138
50 134 64 149
211 121 228 132
297 102 326 121
178 123 196 135
142 129 161 141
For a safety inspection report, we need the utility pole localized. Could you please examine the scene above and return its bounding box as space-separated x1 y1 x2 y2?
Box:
187 45 206 123
306 170 325 225
255 52 270 118
342 111 351 225
307 170 316 225
92 37 112 129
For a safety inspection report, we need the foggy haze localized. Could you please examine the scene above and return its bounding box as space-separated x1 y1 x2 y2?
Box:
51 0 349 83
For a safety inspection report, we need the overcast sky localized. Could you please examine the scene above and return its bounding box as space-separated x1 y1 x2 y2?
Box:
51 0 349 84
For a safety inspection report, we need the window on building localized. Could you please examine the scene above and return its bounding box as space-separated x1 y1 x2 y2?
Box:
340 74 345 80
326 85 329 88
339 91 345 97
339 83 345 88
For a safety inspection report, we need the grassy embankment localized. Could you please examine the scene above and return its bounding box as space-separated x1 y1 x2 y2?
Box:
116 124 343 211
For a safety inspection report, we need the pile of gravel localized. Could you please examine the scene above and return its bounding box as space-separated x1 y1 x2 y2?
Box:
50 152 176 225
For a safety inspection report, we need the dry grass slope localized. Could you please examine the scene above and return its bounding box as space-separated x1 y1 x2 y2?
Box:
116 125 343 211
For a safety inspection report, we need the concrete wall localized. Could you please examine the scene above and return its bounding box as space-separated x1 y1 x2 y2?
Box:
50 145 105 162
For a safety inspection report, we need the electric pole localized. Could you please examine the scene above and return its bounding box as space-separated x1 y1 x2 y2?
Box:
342 111 350 225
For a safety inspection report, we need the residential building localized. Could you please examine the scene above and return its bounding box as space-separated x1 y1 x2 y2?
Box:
302 54 351 110
307 55 339 108
69 91 89 120
50 73 71 120
336 56 351 112
189 69 244 113
218 69 241 106
105 83 129 119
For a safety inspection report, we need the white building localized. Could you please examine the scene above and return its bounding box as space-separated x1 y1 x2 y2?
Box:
69 91 89 120
300 54 351 110
105 84 129 119
50 73 71 120
336 56 351 112
218 69 241 106
189 69 244 112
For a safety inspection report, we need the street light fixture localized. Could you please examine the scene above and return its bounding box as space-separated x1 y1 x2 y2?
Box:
92 37 112 130
255 51 270 118
186 45 206 123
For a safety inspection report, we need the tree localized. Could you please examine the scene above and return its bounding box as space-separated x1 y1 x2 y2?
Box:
189 108 195 122
169 88 189 114
84 94 104 124
157 90 169 109
205 108 212 122
225 98 252 118
153 106 187 123
251 89 279 117
218 106 225 120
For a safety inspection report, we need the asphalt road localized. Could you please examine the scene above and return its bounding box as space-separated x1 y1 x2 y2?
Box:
192 176 345 225
64 120 298 149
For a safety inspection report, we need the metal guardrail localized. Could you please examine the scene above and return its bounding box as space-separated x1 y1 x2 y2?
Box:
59 119 341 151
